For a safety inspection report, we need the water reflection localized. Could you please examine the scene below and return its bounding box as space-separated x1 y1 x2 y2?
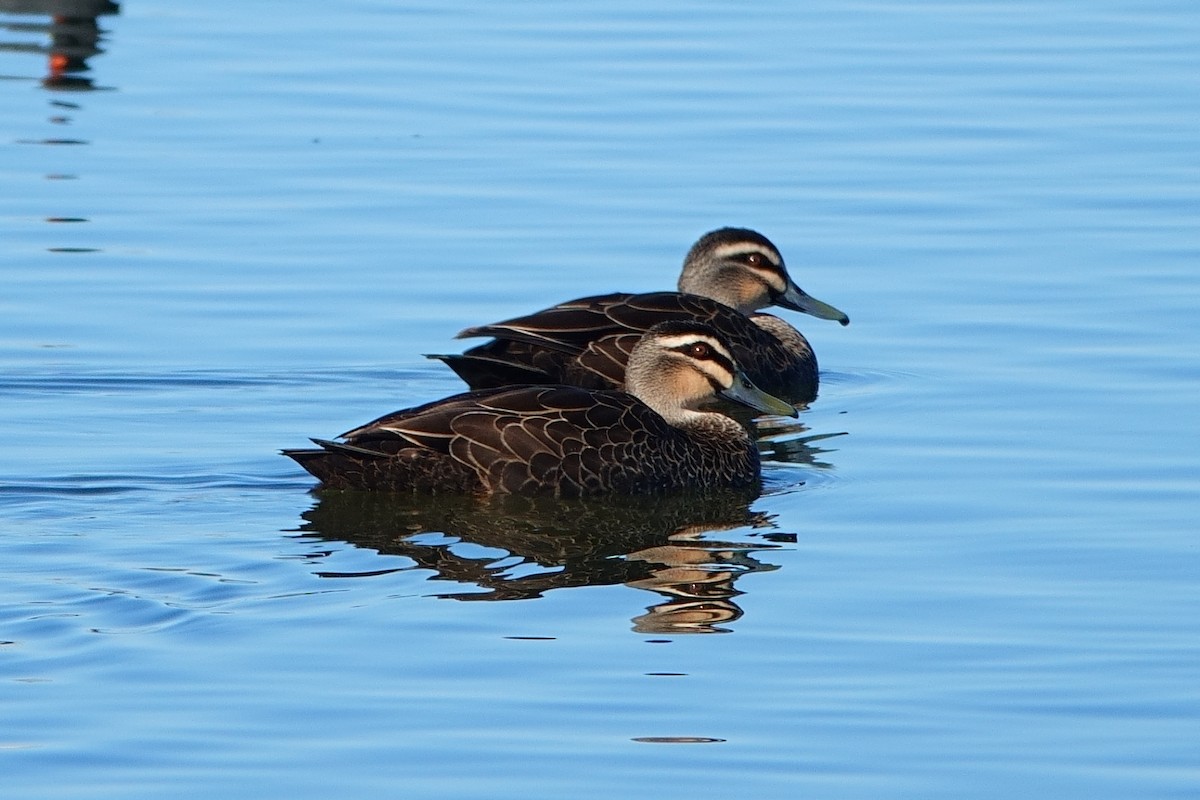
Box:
294 490 796 634
0 0 119 90
753 416 846 469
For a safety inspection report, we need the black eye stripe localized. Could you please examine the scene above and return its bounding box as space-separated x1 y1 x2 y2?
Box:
737 250 781 269
670 341 735 376
734 253 786 293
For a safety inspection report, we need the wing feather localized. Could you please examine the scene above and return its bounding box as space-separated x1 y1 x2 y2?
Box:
443 291 809 398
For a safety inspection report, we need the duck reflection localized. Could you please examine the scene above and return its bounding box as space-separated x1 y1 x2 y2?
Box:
753 415 846 469
0 1 119 90
295 490 797 634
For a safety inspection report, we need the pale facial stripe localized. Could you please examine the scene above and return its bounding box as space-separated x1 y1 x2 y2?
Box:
690 357 735 391
709 242 787 293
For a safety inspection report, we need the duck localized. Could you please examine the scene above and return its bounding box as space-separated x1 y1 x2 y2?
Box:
428 227 849 405
284 320 798 496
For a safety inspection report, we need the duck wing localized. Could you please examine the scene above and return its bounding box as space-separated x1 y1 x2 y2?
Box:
458 291 735 346
452 292 632 353
339 385 678 496
441 292 777 391
567 333 641 388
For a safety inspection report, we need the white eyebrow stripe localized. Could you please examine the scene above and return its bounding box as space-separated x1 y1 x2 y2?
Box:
709 241 782 266
653 333 734 361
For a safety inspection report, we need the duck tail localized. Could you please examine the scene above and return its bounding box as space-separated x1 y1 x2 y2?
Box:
425 352 552 390
282 438 389 487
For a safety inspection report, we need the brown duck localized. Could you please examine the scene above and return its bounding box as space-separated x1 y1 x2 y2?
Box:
429 228 849 404
284 321 797 496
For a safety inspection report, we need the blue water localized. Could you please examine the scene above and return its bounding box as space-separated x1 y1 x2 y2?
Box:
2 2 1198 798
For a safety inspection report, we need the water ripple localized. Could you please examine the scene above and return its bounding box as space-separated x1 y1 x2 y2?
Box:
0 472 309 498
0 368 425 396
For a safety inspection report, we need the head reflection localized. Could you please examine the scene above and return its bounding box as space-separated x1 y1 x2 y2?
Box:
295 490 796 635
0 1 120 90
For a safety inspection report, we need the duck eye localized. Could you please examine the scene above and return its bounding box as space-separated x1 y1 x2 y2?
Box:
745 253 762 266
689 342 710 359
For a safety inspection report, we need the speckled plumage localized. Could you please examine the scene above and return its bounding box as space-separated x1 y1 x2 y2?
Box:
430 228 848 404
284 321 798 496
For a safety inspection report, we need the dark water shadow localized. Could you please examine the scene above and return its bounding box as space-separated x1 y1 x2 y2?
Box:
293 489 798 634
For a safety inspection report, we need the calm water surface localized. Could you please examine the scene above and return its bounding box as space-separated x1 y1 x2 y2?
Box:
2 2 1198 798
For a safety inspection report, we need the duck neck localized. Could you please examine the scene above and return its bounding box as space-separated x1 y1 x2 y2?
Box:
669 407 752 442
750 313 813 357
678 269 758 314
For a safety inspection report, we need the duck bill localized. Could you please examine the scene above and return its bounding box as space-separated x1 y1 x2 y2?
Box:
778 282 850 326
720 372 799 418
